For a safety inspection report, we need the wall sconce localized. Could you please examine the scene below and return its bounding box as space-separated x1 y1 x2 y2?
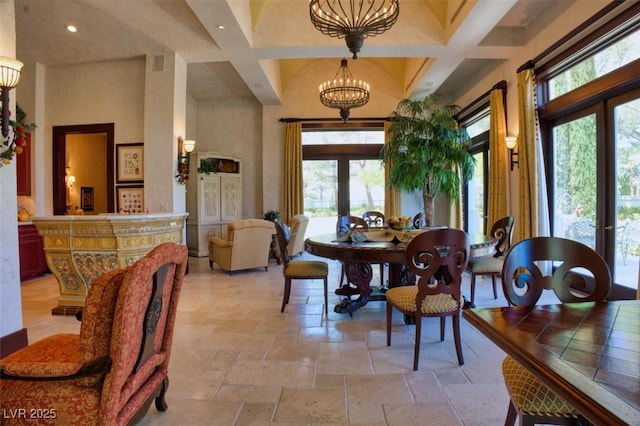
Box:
176 136 196 185
505 136 519 171
66 175 76 190
0 56 24 138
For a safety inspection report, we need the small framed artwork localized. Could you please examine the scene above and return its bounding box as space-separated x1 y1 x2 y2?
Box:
117 186 144 213
116 143 144 183
80 187 94 211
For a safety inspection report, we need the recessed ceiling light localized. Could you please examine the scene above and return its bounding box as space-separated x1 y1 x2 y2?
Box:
217 25 225 30
66 25 77 33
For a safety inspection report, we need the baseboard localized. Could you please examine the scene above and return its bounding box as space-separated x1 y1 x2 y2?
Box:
0 328 28 358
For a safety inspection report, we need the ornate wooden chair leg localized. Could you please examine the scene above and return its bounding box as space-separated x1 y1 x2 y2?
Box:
281 278 292 312
323 277 328 316
470 274 477 304
155 376 169 412
440 316 446 341
386 303 393 346
413 317 422 370
491 275 497 299
452 314 464 365
505 400 517 425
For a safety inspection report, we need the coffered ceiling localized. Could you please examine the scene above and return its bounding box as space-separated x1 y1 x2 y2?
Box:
15 0 577 104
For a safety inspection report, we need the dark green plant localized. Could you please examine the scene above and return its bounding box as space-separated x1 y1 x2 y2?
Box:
263 210 281 221
197 159 218 175
381 94 475 226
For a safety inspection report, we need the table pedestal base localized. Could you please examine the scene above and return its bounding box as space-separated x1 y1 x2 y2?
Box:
334 261 415 316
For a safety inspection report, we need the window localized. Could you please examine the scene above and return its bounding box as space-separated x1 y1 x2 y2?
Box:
538 5 640 298
301 125 386 237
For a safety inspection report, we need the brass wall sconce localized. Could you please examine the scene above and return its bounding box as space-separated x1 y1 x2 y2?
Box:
0 56 23 138
176 136 196 184
505 136 518 171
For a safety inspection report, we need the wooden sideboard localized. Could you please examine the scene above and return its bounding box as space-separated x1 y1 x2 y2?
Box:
186 151 242 257
18 223 47 280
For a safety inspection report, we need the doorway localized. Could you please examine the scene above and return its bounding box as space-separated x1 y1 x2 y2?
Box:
53 123 115 215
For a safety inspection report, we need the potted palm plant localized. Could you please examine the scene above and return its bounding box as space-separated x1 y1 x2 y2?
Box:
381 95 475 227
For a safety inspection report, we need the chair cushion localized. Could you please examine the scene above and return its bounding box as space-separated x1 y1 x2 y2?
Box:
385 286 459 313
467 255 504 274
502 355 580 418
284 260 328 279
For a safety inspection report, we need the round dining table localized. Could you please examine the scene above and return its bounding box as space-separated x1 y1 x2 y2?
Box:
305 228 495 316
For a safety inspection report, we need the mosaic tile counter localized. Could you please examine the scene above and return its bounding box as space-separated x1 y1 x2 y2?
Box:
30 213 188 315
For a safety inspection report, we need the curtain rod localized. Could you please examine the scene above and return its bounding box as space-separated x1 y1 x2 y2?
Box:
456 80 506 120
279 117 391 123
516 1 624 72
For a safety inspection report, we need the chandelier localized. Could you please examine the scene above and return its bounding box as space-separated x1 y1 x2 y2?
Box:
309 0 399 59
319 58 370 122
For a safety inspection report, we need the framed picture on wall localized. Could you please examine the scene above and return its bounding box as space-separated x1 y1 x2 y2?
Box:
117 186 144 213
116 143 144 183
80 187 94 211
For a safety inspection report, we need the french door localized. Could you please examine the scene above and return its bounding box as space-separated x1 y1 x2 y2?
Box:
547 88 640 295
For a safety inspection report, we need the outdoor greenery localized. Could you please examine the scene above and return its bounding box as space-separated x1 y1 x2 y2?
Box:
381 95 475 226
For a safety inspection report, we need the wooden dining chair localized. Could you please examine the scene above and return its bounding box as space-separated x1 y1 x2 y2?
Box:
465 216 514 305
385 228 470 370
274 220 329 316
336 215 369 288
500 237 611 426
362 211 386 284
412 212 425 229
362 211 385 228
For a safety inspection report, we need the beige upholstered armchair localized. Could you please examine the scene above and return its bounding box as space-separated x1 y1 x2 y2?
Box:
209 219 275 274
287 214 309 257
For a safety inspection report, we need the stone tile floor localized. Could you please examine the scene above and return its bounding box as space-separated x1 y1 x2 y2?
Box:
19 253 560 425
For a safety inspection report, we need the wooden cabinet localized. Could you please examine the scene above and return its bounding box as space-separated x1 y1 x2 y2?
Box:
186 152 242 257
16 133 31 196
18 224 47 280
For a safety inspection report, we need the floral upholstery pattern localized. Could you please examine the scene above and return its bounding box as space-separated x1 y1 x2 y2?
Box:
0 242 188 426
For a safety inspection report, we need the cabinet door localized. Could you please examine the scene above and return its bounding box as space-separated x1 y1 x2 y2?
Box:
220 175 242 221
16 133 31 196
200 176 221 222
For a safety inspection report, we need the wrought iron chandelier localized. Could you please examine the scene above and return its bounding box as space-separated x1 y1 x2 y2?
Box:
319 58 370 122
309 0 399 59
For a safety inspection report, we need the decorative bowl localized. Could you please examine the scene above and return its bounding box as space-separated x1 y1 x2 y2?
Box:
387 216 411 231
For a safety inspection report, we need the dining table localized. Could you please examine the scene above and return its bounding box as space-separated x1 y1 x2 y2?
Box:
305 228 495 315
463 300 640 426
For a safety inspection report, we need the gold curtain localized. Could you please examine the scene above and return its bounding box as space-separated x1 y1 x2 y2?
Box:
487 87 509 231
515 68 550 242
384 120 401 218
284 122 303 222
448 167 463 228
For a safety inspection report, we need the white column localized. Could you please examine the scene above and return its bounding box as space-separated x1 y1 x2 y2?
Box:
0 0 24 340
143 53 188 215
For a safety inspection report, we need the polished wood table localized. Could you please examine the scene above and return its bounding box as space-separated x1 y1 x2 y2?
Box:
463 300 640 426
305 229 495 315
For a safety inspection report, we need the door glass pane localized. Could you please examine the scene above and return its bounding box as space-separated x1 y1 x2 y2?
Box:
552 114 597 248
467 151 485 236
614 97 640 289
303 160 337 237
349 159 385 218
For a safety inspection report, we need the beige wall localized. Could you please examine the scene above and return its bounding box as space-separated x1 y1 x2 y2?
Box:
66 133 107 214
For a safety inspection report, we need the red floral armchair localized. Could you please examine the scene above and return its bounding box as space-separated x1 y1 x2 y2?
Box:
0 242 188 425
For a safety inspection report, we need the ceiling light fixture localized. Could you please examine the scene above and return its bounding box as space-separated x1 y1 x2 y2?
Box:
309 0 399 59
66 25 77 33
319 58 369 122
